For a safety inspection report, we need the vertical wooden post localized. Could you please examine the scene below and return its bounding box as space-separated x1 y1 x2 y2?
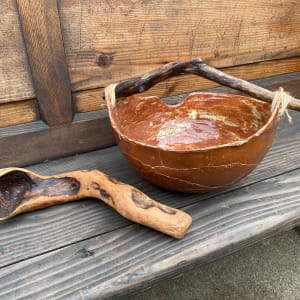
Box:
16 0 73 126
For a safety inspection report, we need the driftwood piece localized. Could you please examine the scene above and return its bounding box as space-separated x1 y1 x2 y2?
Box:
0 168 191 239
109 58 300 111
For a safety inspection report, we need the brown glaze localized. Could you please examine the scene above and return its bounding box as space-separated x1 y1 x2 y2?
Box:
108 92 280 193
113 93 270 150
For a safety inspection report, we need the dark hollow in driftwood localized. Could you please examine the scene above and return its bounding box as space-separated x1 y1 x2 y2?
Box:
0 168 192 239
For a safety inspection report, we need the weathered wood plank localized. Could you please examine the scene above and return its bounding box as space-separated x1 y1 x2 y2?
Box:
58 0 300 92
1 0 299 107
74 88 107 113
0 110 114 168
73 57 300 113
17 0 73 126
0 72 299 168
1 167 300 299
0 0 35 103
0 99 39 128
0 107 299 268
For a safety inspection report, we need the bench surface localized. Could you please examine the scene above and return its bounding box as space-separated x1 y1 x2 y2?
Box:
1 105 300 299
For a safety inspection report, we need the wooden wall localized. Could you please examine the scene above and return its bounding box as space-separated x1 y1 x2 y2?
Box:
0 0 300 167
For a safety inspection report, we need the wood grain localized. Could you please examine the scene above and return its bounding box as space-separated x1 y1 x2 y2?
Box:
73 57 300 113
73 88 107 113
58 0 300 92
1 160 300 298
0 99 39 128
0 0 35 103
110 58 300 109
1 0 299 109
0 72 299 168
17 0 73 126
0 107 299 268
0 168 191 239
0 110 114 168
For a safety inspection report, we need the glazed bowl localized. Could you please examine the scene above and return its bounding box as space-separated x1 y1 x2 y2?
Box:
104 59 282 193
107 92 280 193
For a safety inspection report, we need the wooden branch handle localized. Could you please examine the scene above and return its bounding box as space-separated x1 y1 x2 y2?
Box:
109 58 300 111
0 168 191 239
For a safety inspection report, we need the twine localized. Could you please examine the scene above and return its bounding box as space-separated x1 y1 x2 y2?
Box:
104 83 118 108
271 87 293 123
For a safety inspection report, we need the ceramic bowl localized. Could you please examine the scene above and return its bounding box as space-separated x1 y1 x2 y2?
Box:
108 92 280 193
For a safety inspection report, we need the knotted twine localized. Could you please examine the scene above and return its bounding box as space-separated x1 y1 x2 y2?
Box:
104 83 118 108
271 87 293 123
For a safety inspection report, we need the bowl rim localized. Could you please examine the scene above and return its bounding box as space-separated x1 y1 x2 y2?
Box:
108 92 280 153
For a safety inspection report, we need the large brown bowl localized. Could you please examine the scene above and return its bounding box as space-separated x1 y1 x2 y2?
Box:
107 92 280 193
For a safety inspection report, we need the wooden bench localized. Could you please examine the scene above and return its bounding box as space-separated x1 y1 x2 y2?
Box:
1 1 300 298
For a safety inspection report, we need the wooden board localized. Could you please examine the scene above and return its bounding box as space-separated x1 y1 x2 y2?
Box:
73 57 300 113
1 111 300 298
0 0 35 103
1 0 299 113
58 0 300 92
74 88 107 113
17 0 73 126
0 72 299 168
0 107 299 268
4 59 298 128
0 99 39 128
0 110 114 168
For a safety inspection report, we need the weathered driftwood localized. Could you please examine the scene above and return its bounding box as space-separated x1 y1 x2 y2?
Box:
0 168 191 239
109 58 300 111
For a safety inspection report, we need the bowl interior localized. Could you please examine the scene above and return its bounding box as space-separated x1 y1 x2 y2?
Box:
112 92 271 151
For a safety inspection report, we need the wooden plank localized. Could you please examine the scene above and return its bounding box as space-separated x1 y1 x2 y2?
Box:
17 0 73 126
0 0 35 103
58 0 300 92
0 72 299 168
0 106 300 268
0 99 39 128
73 57 300 113
1 167 300 299
0 110 114 168
74 88 106 113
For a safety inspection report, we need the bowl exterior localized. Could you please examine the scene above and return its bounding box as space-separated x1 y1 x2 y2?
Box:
114 115 279 193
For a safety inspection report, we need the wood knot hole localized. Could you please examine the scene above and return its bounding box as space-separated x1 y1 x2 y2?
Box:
96 52 115 67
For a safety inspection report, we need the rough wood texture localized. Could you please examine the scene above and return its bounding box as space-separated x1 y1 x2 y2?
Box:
73 57 300 113
17 0 73 126
0 72 299 168
0 99 39 128
58 0 300 92
0 110 114 168
111 58 300 111
0 109 300 298
0 0 35 103
0 168 191 239
1 0 299 107
74 88 107 113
